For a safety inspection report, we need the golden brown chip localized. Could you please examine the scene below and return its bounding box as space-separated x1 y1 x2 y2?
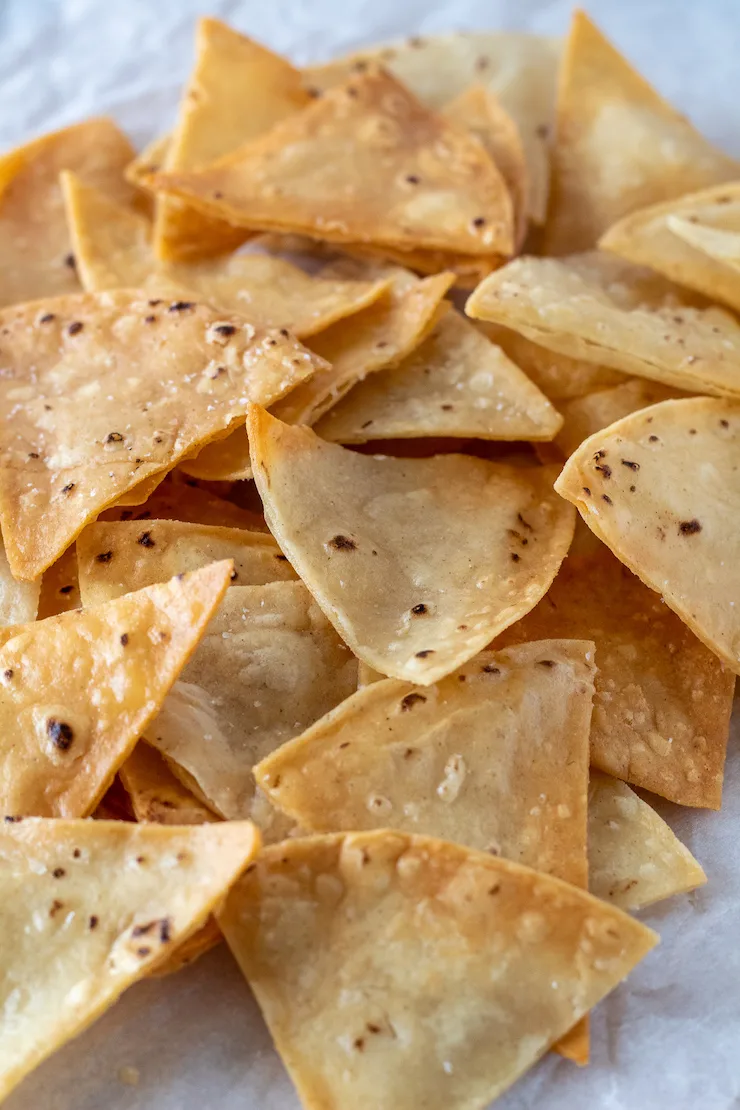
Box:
466 252 740 396
600 182 740 313
0 561 231 817
0 118 137 307
0 290 323 579
588 771 706 911
555 396 740 678
219 830 657 1110
154 19 310 261
305 31 560 223
154 67 515 258
76 519 295 605
0 817 259 1102
100 476 266 531
315 309 562 443
178 430 254 482
248 406 575 684
125 132 171 188
556 379 689 457
544 11 739 254
496 543 733 807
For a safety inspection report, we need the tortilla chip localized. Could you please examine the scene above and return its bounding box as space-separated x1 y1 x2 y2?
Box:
466 252 740 397
37 546 80 620
0 290 324 579
63 173 393 336
600 183 740 313
248 406 575 684
114 473 168 508
305 32 560 223
101 477 266 531
155 19 311 262
76 519 295 606
0 816 259 1102
315 309 562 444
442 84 529 248
589 771 706 911
91 776 135 822
555 396 740 678
0 560 231 818
257 639 593 887
496 543 733 807
337 241 501 289
219 830 656 1109
179 430 254 482
556 379 689 457
120 742 218 825
125 132 171 188
0 538 39 625
0 118 137 307
478 323 629 402
154 67 514 258
544 11 740 254
139 582 357 828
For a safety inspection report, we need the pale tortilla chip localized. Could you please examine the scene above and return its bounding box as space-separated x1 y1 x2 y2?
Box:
0 561 231 818
305 32 560 223
125 132 171 188
114 473 167 508
555 396 740 677
544 11 739 254
556 379 688 457
248 406 575 684
257 639 593 887
37 546 80 620
63 173 392 336
478 323 629 402
589 771 706 911
496 543 733 807
271 270 454 426
141 582 357 830
154 67 515 258
76 519 295 606
442 84 529 248
466 252 740 396
155 19 311 262
0 118 137 307
337 241 501 289
101 477 266 531
219 830 656 1110
315 309 562 443
600 183 740 313
0 290 324 579
0 817 259 1102
179 430 254 482
0 538 39 625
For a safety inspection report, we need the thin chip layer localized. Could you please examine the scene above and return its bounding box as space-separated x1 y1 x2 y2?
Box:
219 830 657 1110
555 379 689 457
249 406 575 684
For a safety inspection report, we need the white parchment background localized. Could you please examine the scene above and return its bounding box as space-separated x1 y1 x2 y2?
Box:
2 1 740 1107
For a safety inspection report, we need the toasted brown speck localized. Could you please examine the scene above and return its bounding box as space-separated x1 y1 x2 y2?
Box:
96 551 113 563
52 867 66 878
61 483 75 494
3 669 12 680
89 915 99 929
679 519 702 535
137 531 155 547
400 693 427 711
415 650 434 659
47 719 74 750
329 535 356 551
120 633 129 646
67 321 83 336
410 604 428 615
621 460 639 471
602 494 612 505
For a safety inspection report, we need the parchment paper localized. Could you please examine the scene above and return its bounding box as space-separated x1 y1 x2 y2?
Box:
2 1 740 1107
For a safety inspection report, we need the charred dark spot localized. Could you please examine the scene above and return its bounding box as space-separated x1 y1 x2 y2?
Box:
629 485 636 492
689 428 697 435
39 313 56 324
367 1023 382 1034
137 531 155 547
144 314 157 324
329 535 356 551
106 432 124 444
89 915 99 929
537 659 556 668
339 741 350 749
648 435 659 443
621 460 639 471
410 604 428 615
73 849 81 858
61 483 75 494
59 584 74 595
403 748 417 759
47 719 74 750
3 669 12 680
120 633 129 646
28 452 39 459
488 883 501 895
415 650 434 659
354 1037 365 1050
96 551 113 563
275 554 288 562
214 324 236 338
52 867 66 878
136 856 146 864
230 570 239 581
441 403 453 411
64 253 76 270
67 321 83 336
679 519 702 535
602 494 612 505
400 693 427 711
210 366 227 379
594 464 612 478
405 174 420 184
137 947 151 958
50 899 64 917
582 487 591 496
168 301 195 313
471 216 486 229
482 664 500 674
517 513 533 531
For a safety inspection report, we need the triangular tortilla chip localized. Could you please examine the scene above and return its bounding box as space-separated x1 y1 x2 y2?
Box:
478 323 629 402
256 639 593 886
304 32 560 223
143 583 357 829
37 546 80 620
101 477 266 531
219 830 657 1109
544 11 740 254
555 396 740 676
601 183 740 313
466 252 740 396
155 19 311 262
179 430 254 482
125 132 171 188
0 290 324 579
0 816 259 1102
442 84 529 249
0 560 231 817
556 378 689 457
154 67 515 258
589 771 706 911
248 406 575 684
113 472 167 508
63 173 392 336
496 543 734 807
0 118 137 307
120 742 218 825
76 519 295 606
0 539 39 625
315 309 563 444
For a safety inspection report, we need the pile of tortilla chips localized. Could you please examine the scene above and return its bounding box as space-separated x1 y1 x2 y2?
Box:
0 8 736 1108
